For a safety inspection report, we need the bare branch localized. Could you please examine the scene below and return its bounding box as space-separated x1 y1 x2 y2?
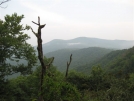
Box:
0 0 10 8
0 0 10 5
32 21 39 26
46 57 54 68
70 54 72 63
38 16 40 25
65 54 72 78
45 57 55 77
40 24 46 29
31 27 38 37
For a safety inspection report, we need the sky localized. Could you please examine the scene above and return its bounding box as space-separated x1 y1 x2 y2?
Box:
0 0 134 46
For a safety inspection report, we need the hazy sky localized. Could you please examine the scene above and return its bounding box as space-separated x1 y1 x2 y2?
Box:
0 0 134 46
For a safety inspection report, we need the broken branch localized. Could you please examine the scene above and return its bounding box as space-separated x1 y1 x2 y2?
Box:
31 27 38 37
32 21 39 26
65 54 72 78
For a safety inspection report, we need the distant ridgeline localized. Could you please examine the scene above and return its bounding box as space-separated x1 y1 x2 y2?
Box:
43 37 134 72
7 37 134 78
9 37 134 73
40 37 134 54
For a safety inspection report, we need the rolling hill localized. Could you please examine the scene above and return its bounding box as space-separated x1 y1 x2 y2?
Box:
45 47 113 71
76 46 134 75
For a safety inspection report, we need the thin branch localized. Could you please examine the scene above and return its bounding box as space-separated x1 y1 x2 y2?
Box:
0 0 10 8
31 27 38 37
46 57 54 68
65 54 72 78
38 16 40 25
32 21 39 26
0 0 10 5
40 24 46 29
45 57 55 77
69 54 72 63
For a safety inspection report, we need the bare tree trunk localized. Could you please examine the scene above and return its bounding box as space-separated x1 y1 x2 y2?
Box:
31 17 46 101
65 54 72 78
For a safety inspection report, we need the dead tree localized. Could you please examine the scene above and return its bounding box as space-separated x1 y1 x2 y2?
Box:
65 54 72 78
31 17 46 101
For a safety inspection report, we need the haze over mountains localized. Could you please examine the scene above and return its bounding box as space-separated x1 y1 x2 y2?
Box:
40 37 134 72
9 37 134 77
42 37 134 54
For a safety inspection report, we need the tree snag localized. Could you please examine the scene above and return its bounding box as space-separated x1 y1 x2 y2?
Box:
65 54 72 78
31 16 46 101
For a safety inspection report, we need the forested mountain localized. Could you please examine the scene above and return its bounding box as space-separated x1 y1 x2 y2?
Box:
45 47 113 71
76 46 134 75
42 37 134 53
1 13 134 101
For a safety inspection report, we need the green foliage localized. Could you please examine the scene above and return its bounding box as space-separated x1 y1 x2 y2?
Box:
129 73 134 95
67 65 134 101
107 47 134 74
77 47 134 76
89 66 109 91
67 71 90 90
0 13 37 100
42 75 81 101
5 64 81 101
35 57 81 101
8 76 31 101
2 47 134 101
0 13 37 76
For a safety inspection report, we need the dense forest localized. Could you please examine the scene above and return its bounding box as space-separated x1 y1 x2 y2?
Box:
0 13 134 101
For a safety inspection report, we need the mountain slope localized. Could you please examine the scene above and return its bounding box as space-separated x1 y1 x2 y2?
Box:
42 37 134 53
76 46 134 74
45 47 113 71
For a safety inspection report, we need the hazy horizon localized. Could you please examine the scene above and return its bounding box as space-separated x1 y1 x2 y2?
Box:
0 0 133 46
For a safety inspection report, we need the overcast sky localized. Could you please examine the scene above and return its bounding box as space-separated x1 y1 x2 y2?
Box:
0 0 134 46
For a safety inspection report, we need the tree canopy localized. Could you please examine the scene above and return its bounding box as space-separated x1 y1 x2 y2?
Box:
0 13 37 99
